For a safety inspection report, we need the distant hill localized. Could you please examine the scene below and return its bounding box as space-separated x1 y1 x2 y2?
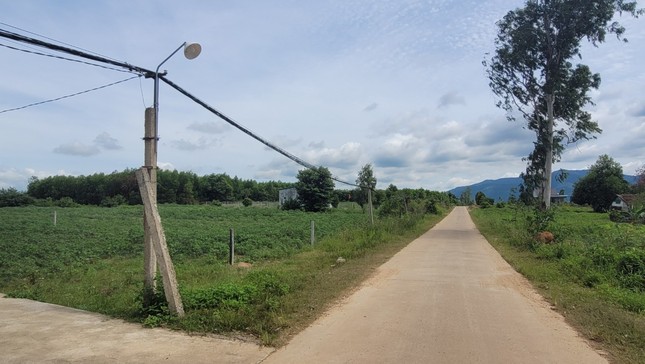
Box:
449 170 637 202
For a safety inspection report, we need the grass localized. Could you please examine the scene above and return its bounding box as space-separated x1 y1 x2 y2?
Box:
470 205 645 364
0 203 446 345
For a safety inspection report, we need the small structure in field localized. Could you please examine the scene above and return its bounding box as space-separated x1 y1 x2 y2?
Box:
611 194 637 212
279 188 298 207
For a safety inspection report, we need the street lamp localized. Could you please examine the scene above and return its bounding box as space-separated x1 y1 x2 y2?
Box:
153 41 201 140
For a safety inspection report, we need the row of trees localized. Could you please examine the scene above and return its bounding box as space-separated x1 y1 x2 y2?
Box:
25 169 294 206
2 164 456 216
290 164 456 214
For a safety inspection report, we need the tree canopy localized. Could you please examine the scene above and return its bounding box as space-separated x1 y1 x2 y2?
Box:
486 0 640 208
295 167 335 212
354 164 377 208
571 154 630 212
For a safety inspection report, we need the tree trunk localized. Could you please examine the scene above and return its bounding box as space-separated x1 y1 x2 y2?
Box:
544 94 554 209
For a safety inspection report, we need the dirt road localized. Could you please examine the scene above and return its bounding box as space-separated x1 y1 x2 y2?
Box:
1 207 607 363
263 207 608 363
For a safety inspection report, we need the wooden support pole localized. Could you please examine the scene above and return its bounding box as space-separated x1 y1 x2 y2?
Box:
310 220 315 246
368 188 374 226
229 228 235 265
136 168 184 316
143 107 158 302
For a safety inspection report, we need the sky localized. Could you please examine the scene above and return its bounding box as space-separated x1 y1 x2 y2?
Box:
1 0 644 192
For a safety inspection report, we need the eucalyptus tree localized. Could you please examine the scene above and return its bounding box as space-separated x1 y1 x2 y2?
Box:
485 0 640 208
355 163 377 208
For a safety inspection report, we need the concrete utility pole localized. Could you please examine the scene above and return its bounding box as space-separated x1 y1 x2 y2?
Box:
143 108 158 304
136 167 184 316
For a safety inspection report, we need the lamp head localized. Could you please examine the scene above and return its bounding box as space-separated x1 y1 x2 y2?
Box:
184 42 202 60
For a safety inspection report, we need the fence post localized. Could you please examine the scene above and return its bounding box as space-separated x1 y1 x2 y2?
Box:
310 220 315 246
229 228 235 265
53 210 57 226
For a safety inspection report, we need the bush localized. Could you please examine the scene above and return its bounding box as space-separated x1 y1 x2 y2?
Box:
242 197 253 207
281 198 301 211
100 195 127 207
0 188 34 207
616 250 645 291
55 197 79 207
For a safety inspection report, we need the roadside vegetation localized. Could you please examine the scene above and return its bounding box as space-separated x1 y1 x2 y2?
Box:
0 183 451 345
471 204 645 363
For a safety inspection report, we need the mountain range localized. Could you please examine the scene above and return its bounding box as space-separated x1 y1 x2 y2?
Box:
448 170 638 202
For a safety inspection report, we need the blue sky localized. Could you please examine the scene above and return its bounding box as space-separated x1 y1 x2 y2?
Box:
1 0 644 192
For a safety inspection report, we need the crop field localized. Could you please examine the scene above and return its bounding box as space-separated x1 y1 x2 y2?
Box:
0 203 366 282
470 205 645 363
0 203 442 344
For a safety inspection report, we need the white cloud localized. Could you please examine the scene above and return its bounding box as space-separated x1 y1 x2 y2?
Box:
94 132 122 150
53 142 101 156
437 92 466 108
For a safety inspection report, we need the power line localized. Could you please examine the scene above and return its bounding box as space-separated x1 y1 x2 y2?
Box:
0 28 153 76
160 75 360 188
0 76 140 114
0 42 137 74
0 21 119 63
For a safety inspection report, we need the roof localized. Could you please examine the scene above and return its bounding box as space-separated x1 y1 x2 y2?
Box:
616 194 637 204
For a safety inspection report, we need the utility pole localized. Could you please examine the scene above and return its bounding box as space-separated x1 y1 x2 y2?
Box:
143 107 158 305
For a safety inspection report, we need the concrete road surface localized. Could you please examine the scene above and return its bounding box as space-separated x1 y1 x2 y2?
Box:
263 207 608 364
0 294 273 363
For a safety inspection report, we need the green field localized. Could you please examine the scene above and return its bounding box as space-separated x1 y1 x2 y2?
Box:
0 203 444 345
471 205 645 364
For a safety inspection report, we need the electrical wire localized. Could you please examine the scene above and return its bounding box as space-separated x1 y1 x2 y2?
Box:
0 42 138 74
0 21 119 63
160 75 360 188
0 76 140 114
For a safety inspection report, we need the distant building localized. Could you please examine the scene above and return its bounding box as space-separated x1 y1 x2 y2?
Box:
550 192 569 204
611 194 637 211
279 188 298 207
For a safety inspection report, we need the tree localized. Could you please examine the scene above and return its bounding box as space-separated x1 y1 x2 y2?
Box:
571 154 630 212
459 187 473 206
486 0 640 209
475 191 493 206
354 164 377 208
295 167 335 212
633 164 645 193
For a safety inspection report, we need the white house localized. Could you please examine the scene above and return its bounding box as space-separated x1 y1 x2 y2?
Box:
611 194 636 211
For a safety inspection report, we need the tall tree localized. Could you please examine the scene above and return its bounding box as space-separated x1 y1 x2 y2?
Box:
295 167 335 212
486 0 640 209
571 154 630 212
354 164 377 208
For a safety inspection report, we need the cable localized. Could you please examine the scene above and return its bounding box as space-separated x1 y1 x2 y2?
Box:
0 28 153 76
0 42 137 74
160 75 361 188
0 76 140 114
0 21 119 62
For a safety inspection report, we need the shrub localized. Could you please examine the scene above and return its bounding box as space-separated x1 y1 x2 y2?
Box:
281 198 301 211
55 197 79 207
100 195 127 207
242 197 253 207
616 250 645 291
0 188 34 207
